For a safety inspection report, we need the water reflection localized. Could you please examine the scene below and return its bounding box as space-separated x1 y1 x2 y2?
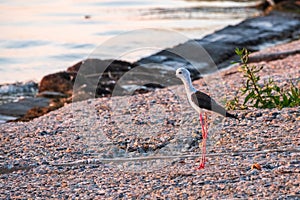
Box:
0 0 261 83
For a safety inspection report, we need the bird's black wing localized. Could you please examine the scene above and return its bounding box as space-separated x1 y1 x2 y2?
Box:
191 91 213 111
191 91 237 119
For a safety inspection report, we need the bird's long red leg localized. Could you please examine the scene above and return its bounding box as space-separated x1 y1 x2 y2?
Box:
197 113 208 169
204 113 208 137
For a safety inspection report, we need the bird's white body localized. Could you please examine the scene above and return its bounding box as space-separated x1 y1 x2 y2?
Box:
187 92 202 114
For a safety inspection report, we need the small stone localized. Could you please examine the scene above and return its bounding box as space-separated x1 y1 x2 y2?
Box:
255 112 262 117
39 131 49 136
248 169 260 176
61 181 68 187
66 148 72 153
251 163 262 170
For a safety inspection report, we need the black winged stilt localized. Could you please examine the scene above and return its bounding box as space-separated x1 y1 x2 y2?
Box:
176 67 238 169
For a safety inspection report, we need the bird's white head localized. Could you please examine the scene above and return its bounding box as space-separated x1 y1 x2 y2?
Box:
176 67 196 93
176 67 191 81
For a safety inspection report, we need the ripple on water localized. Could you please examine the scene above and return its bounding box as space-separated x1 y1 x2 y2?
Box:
3 40 49 49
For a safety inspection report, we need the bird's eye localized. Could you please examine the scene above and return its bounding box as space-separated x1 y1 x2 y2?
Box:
178 71 182 74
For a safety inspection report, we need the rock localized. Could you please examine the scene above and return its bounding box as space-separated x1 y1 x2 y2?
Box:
135 11 300 79
24 59 136 122
201 11 300 52
272 0 300 14
37 91 68 98
255 112 263 117
0 95 69 122
0 81 38 95
251 163 262 170
15 104 58 122
0 114 17 124
67 58 136 100
67 58 133 74
0 97 50 117
247 168 260 176
39 71 73 96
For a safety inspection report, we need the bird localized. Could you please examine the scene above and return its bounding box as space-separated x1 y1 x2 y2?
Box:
176 67 237 169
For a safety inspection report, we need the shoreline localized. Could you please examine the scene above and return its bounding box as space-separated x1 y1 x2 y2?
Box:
0 10 299 123
0 39 299 198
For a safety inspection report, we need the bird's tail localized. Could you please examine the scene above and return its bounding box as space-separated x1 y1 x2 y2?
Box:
226 112 238 120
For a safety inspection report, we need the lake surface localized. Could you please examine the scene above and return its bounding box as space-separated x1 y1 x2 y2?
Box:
0 0 261 84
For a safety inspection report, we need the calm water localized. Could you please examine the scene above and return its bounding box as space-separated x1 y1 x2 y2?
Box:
0 0 261 84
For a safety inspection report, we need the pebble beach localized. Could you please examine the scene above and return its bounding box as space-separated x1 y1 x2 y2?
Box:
0 40 299 199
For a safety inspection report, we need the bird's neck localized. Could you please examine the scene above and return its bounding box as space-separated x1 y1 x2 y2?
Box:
182 76 196 94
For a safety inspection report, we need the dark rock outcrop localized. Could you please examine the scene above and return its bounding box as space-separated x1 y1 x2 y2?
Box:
67 59 135 101
39 71 74 96
262 0 300 14
0 97 50 117
136 11 300 79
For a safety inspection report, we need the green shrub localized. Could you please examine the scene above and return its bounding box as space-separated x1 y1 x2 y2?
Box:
227 48 300 110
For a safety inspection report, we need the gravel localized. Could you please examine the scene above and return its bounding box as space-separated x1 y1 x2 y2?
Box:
0 40 299 199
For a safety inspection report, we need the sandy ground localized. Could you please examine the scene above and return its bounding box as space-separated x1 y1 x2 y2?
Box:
0 40 299 199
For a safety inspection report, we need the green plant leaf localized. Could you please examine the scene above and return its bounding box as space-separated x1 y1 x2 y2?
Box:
273 96 280 105
254 98 260 108
282 94 291 107
291 86 299 99
274 85 281 92
235 47 242 56
244 91 255 105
